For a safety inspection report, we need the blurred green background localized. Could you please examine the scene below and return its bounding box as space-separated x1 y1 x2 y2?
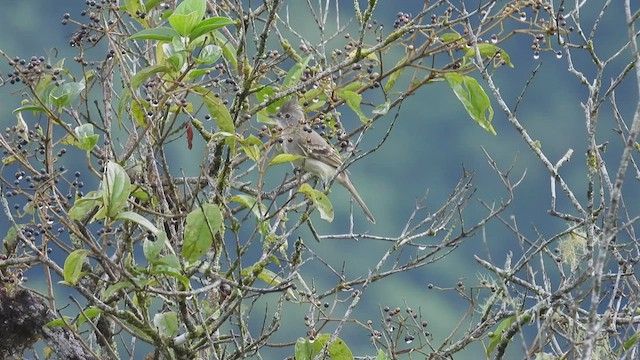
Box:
1 1 636 359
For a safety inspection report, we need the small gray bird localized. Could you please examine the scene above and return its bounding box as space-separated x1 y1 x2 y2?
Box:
271 99 376 223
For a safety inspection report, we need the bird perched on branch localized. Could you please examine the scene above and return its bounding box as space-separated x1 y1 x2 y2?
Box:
271 98 376 223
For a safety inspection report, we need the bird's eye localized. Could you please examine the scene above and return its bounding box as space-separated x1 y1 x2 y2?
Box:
284 113 291 119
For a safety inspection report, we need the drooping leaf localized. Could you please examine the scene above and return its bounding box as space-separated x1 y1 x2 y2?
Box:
74 124 100 151
196 87 235 146
337 89 367 122
444 72 496 135
63 249 90 285
49 82 85 108
372 100 390 116
298 183 334 222
154 312 179 337
103 161 132 218
182 203 223 263
116 211 161 233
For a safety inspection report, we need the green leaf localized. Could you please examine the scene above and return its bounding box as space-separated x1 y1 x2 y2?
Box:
623 331 640 351
13 104 47 114
143 232 167 263
164 43 187 72
103 281 133 299
298 183 334 222
182 203 223 263
63 249 90 286
195 44 222 65
2 155 18 166
116 211 160 233
255 268 283 286
154 254 181 269
440 31 463 44
76 307 103 327
49 82 85 108
270 153 304 166
375 349 388 360
464 43 514 68
45 316 74 329
190 17 236 40
230 194 267 219
486 316 515 356
196 87 235 142
294 334 354 360
127 27 179 41
154 312 179 337
372 100 390 116
212 30 237 70
2 225 24 256
385 54 408 91
284 55 312 86
130 64 169 89
444 73 496 135
74 124 99 151
145 0 163 10
68 190 103 221
131 100 147 127
103 161 132 218
241 144 261 162
169 0 206 36
151 266 191 289
337 89 367 122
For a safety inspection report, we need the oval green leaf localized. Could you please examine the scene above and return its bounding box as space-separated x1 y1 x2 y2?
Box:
298 183 334 222
444 72 496 135
127 27 179 41
182 203 223 263
270 153 304 166
63 249 90 285
103 161 132 218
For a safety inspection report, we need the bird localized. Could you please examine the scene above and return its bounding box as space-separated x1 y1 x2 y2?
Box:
271 98 376 223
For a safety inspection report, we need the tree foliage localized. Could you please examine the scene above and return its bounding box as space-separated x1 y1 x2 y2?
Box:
1 0 639 359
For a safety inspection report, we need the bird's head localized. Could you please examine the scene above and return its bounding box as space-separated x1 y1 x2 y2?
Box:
270 98 304 127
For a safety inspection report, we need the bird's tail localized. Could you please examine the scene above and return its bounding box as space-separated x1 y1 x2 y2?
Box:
338 174 376 224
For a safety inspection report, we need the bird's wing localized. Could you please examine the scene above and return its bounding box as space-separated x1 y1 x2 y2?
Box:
294 131 344 169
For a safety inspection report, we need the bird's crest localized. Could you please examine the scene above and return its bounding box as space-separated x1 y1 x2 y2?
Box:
280 98 301 115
